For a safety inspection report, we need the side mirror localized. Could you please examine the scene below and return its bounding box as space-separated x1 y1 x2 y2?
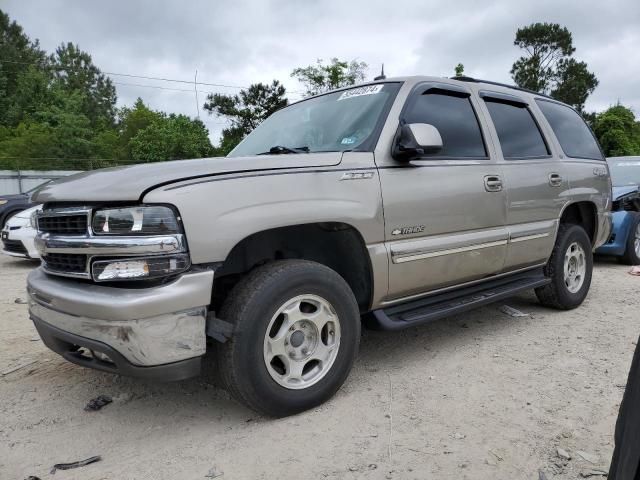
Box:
392 123 443 160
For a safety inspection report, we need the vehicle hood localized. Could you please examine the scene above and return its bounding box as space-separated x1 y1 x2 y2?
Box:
32 153 343 203
0 193 28 203
612 185 640 200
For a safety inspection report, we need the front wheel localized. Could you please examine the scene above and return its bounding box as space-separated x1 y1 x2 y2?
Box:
215 260 361 417
535 224 593 310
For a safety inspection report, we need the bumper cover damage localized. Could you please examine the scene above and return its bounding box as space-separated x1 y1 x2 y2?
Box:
27 267 214 380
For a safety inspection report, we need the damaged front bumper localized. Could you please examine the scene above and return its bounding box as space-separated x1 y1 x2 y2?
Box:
27 267 214 381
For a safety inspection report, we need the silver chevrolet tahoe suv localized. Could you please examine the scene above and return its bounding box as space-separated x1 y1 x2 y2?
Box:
27 76 612 417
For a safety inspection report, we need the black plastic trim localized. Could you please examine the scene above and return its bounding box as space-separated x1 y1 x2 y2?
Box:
421 83 471 97
2 238 28 255
32 315 202 381
367 268 550 331
479 90 528 106
452 76 556 100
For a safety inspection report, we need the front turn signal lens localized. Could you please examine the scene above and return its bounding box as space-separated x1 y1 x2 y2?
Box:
96 260 149 280
91 254 190 282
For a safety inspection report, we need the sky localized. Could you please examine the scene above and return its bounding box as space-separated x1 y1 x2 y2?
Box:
4 0 640 143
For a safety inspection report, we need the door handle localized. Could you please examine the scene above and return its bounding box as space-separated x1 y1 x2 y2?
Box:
484 175 503 192
549 173 563 187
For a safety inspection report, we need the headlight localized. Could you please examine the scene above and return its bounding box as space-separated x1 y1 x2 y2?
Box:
92 206 180 235
0 200 7 205
30 210 38 229
91 254 190 281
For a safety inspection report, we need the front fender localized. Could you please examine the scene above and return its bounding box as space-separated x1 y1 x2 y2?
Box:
142 153 384 265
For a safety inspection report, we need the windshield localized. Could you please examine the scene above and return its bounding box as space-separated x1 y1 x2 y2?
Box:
228 83 401 157
607 158 640 186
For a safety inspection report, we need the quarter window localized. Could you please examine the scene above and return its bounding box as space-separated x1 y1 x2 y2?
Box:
404 91 486 158
536 99 603 160
484 100 549 159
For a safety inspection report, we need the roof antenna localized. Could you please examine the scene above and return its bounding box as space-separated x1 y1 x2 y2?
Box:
374 64 386 81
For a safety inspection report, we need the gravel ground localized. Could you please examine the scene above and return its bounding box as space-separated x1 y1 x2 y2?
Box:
1 254 638 480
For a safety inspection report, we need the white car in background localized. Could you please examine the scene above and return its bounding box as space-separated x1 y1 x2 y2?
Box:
1 205 42 259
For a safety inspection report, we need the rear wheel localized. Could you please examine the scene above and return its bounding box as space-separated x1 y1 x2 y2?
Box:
620 213 640 265
215 260 360 417
535 224 593 310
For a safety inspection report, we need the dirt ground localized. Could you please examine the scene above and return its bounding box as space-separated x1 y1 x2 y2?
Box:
1 254 638 480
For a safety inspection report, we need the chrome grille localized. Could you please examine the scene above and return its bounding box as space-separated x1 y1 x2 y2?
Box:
39 215 88 235
42 253 88 274
35 206 187 281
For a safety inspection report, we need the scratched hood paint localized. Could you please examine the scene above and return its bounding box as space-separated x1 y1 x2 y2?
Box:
33 153 343 203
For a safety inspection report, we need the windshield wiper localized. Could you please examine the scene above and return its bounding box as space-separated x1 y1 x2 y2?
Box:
258 145 310 155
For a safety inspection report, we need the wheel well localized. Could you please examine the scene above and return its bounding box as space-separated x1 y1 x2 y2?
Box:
1 209 25 229
212 223 373 313
560 202 597 244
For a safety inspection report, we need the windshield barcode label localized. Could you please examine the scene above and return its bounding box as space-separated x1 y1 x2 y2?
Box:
337 85 383 101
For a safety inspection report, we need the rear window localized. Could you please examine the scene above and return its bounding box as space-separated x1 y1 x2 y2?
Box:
484 100 549 159
536 99 603 160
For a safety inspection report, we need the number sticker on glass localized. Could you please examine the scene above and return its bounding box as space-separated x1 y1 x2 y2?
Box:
337 85 383 101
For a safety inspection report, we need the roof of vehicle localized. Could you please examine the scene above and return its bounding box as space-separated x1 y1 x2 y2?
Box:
303 74 568 109
376 75 557 99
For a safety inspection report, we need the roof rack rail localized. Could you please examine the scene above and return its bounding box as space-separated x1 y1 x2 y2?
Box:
451 76 555 100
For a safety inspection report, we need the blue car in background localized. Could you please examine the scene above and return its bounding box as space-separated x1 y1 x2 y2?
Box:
596 156 640 264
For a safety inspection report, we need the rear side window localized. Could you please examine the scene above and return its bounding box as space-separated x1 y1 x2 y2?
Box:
536 99 603 160
484 100 549 159
404 91 486 158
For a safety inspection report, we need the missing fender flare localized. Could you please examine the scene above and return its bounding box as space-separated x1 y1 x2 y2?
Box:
206 313 235 343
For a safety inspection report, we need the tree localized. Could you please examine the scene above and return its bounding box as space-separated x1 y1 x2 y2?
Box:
593 105 640 157
116 98 163 159
0 88 97 169
291 58 367 97
215 126 246 156
511 23 598 112
129 114 214 161
203 80 288 154
2 66 52 127
0 9 48 127
52 42 117 127
454 63 465 77
0 9 217 169
549 59 598 113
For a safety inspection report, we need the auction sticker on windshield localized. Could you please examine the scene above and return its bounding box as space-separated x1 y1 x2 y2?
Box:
338 85 383 101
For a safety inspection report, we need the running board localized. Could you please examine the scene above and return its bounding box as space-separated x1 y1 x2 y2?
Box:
368 268 550 331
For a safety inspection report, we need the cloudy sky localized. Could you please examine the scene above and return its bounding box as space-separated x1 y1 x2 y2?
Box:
4 0 640 142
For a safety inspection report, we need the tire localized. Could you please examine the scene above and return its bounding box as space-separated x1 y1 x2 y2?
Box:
619 213 640 265
215 260 361 417
535 224 593 310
